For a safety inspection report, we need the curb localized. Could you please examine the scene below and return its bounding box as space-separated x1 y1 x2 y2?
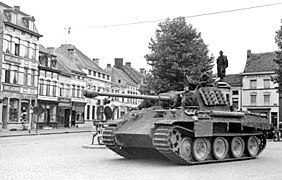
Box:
0 130 91 138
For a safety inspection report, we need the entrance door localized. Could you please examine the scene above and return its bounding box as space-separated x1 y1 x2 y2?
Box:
2 106 7 129
46 109 50 126
64 109 70 127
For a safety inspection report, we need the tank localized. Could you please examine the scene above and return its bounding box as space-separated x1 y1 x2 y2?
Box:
83 83 269 165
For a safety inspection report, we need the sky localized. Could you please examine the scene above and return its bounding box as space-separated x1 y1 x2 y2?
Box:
2 0 282 74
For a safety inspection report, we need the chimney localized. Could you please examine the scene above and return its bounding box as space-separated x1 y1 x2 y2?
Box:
140 68 145 75
125 62 131 67
247 49 251 58
93 58 99 64
14 6 20 12
47 47 55 55
114 58 123 69
107 64 111 68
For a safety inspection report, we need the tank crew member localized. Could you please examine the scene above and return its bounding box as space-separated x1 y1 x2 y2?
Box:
198 68 212 87
216 50 228 80
180 85 197 107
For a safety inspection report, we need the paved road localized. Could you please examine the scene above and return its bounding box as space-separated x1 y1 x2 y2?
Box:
1 133 282 180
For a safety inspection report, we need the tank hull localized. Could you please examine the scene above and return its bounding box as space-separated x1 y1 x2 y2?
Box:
102 107 268 164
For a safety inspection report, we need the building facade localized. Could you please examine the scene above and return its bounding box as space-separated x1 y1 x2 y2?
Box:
241 50 279 127
0 4 41 130
225 74 243 110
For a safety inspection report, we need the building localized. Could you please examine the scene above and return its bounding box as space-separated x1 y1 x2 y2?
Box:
224 74 243 110
241 50 279 127
0 3 42 130
105 58 143 119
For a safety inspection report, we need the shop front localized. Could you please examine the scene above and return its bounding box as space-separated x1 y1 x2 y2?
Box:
1 92 36 130
57 97 71 128
71 102 86 127
37 100 58 129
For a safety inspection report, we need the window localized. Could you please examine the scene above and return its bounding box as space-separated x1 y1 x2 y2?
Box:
66 85 70 97
31 70 35 86
46 80 51 96
31 43 36 59
60 83 64 96
232 90 239 95
264 94 270 105
92 106 95 120
24 42 29 58
12 66 18 84
232 98 239 109
87 105 90 119
77 86 80 97
250 80 257 89
81 87 84 98
23 68 28 85
102 74 105 79
14 38 20 56
88 70 91 75
52 82 57 96
4 35 12 53
107 75 110 80
98 73 101 78
72 85 75 97
250 94 256 104
93 71 96 76
264 79 270 88
9 99 19 122
5 65 11 83
39 79 44 95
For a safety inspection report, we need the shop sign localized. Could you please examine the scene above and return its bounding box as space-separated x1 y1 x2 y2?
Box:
58 97 71 103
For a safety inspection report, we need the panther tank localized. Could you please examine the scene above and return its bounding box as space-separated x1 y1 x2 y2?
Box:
83 83 269 165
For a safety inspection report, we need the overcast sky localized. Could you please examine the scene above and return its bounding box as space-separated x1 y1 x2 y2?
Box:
2 0 282 74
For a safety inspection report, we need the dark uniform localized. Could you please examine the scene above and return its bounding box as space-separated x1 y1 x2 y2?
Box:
217 51 228 80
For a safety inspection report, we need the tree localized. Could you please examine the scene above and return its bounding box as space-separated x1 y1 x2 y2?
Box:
144 17 214 94
273 23 282 85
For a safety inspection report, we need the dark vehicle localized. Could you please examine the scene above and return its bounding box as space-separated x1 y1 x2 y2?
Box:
83 83 269 165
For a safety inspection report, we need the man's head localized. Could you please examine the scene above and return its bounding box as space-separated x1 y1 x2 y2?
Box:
219 50 223 56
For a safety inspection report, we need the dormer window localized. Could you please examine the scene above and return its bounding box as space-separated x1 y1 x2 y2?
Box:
22 16 35 31
118 79 121 83
51 57 57 68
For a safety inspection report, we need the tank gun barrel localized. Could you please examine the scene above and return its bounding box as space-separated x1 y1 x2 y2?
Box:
83 90 172 101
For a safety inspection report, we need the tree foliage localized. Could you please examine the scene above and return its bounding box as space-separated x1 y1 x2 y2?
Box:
273 22 282 86
142 17 214 94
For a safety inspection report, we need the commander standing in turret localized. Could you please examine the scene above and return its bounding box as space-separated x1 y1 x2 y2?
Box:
216 50 228 80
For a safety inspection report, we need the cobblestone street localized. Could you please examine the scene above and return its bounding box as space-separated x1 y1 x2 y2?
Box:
1 133 282 180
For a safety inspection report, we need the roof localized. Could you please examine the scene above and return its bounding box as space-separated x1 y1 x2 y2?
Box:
104 66 137 87
39 44 49 54
122 65 144 84
0 2 41 36
243 52 278 73
56 44 108 75
55 50 85 75
224 74 242 86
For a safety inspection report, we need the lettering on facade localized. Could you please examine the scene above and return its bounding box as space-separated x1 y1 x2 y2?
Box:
58 97 71 107
4 54 21 64
3 84 20 92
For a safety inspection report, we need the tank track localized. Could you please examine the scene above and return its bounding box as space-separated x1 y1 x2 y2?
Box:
153 125 267 165
102 126 135 159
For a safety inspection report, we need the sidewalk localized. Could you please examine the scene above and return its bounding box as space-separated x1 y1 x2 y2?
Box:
0 127 92 138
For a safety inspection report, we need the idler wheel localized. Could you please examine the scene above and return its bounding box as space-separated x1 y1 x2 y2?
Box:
247 136 259 157
231 137 245 158
212 137 229 160
170 129 182 152
179 137 193 161
192 138 211 162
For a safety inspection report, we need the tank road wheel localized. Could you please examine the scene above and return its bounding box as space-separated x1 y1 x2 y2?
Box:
170 129 182 152
193 138 211 162
212 137 229 160
231 137 245 158
247 136 259 157
179 137 193 161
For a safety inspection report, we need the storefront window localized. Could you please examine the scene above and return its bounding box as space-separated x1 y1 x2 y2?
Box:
76 112 84 122
50 105 56 122
9 99 19 122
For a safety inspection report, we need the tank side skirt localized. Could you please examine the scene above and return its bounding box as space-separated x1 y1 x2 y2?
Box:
153 125 267 165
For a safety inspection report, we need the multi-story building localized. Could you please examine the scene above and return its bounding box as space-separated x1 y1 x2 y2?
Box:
105 58 143 119
0 3 42 130
241 50 279 127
